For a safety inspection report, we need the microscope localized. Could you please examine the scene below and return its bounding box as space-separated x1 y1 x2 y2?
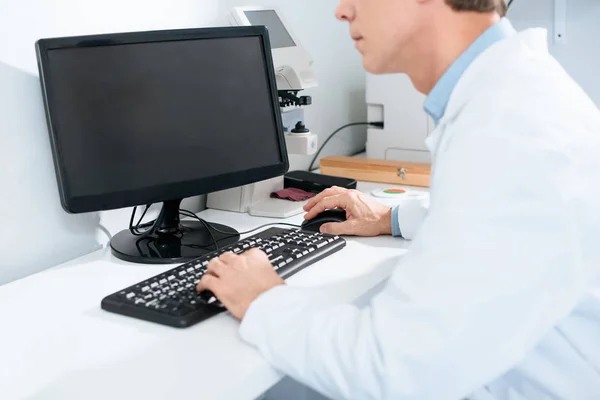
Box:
206 6 320 218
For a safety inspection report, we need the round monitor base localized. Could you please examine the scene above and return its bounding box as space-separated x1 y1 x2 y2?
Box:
110 221 240 264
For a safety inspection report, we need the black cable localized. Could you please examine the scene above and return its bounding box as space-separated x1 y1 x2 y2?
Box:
179 209 219 251
136 204 151 227
129 206 145 236
129 206 138 232
308 122 384 172
129 204 153 236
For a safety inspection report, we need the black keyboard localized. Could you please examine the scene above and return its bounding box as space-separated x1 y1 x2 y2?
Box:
101 228 346 328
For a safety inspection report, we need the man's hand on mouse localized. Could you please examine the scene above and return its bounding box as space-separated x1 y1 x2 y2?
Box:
196 249 284 320
303 186 392 236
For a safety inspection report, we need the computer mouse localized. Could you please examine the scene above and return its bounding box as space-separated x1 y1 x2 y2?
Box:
301 208 347 233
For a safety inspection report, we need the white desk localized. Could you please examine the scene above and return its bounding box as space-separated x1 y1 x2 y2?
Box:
0 182 425 400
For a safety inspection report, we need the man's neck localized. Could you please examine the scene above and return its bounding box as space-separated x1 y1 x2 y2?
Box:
407 12 501 95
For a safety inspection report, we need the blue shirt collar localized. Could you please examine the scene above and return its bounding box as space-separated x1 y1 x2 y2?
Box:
424 18 516 126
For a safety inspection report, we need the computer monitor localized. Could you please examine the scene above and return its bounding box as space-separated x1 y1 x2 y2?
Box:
35 26 289 265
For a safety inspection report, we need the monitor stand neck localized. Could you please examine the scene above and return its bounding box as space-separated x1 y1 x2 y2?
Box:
110 199 240 264
153 199 183 235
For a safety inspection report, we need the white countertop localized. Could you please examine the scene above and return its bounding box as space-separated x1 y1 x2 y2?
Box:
0 181 425 400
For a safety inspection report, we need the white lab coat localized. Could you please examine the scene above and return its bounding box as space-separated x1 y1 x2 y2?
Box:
240 28 600 400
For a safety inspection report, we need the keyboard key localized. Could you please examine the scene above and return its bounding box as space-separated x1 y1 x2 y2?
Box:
270 255 284 264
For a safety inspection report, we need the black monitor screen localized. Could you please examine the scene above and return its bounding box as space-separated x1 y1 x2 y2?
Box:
37 28 287 212
244 10 296 49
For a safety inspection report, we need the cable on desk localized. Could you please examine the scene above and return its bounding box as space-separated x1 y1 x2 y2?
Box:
178 209 219 250
308 122 384 172
129 204 153 236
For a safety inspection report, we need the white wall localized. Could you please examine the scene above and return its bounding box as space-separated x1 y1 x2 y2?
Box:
0 0 223 74
509 0 600 106
0 61 101 285
0 0 367 283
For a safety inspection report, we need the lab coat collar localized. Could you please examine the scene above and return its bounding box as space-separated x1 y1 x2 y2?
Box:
426 28 551 159
424 18 517 126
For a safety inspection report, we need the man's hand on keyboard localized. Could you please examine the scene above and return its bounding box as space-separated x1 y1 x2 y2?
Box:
196 249 285 320
303 186 392 236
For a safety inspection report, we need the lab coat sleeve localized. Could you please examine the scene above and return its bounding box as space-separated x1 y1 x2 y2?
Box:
391 199 429 239
391 205 402 237
240 127 587 400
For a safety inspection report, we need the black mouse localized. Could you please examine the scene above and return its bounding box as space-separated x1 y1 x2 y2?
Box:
301 208 347 233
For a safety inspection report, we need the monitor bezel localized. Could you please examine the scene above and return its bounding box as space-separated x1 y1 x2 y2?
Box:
35 26 289 214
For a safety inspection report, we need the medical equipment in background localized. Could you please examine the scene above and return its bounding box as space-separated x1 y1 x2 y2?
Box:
207 6 320 218
228 6 318 153
366 73 434 164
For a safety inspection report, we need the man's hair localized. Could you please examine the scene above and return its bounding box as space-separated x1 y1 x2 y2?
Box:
445 0 507 17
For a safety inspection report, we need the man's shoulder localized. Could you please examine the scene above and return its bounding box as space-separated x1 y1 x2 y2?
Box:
451 52 600 139
448 28 597 125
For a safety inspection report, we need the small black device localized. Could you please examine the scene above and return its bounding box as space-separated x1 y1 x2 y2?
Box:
284 170 357 194
301 209 348 233
101 228 346 328
36 26 288 264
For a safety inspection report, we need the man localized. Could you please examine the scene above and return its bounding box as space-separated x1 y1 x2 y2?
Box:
197 0 600 398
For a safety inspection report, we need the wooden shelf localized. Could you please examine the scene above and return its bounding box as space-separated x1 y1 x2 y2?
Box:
320 156 431 187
